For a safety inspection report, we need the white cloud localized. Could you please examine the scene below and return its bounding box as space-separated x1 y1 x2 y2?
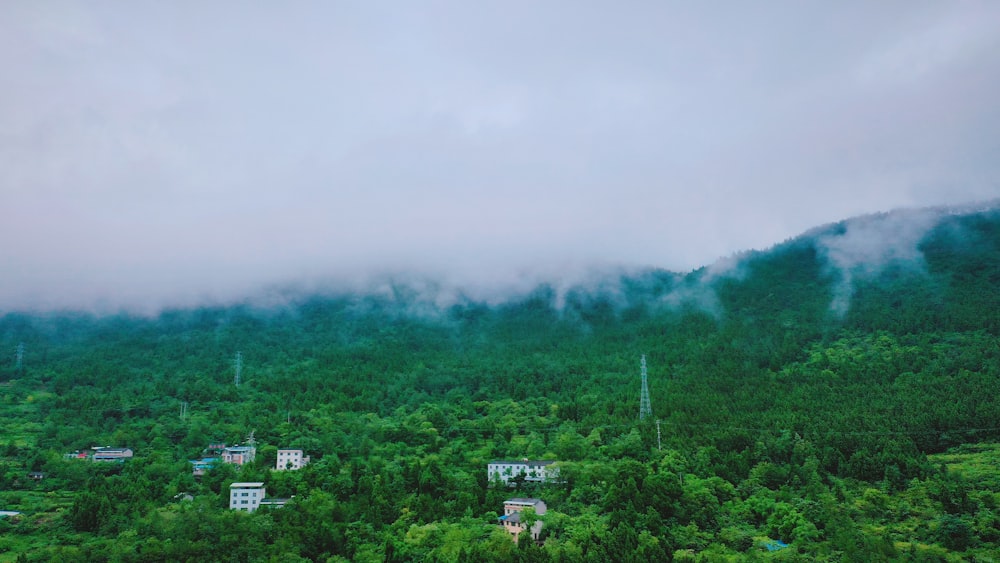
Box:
1 2 999 312
815 208 944 316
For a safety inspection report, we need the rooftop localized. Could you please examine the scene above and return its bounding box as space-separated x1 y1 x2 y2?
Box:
505 498 543 505
230 482 265 488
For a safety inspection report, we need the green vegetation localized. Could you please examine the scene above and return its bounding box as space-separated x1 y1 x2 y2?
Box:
1 208 1000 561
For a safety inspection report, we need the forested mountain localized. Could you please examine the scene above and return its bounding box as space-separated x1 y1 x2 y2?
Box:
1 204 1000 561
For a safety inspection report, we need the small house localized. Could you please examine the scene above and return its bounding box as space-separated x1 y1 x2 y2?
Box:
499 498 546 542
222 445 256 466
190 457 219 477
259 497 291 509
93 447 133 462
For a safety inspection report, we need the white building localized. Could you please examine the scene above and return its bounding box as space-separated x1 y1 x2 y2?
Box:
487 460 558 486
259 497 291 509
276 449 310 471
500 498 547 542
229 482 266 512
93 447 133 462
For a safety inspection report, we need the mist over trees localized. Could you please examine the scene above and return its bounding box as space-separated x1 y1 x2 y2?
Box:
1 206 999 560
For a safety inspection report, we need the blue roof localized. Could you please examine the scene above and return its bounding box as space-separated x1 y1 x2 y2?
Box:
190 458 219 469
764 540 790 552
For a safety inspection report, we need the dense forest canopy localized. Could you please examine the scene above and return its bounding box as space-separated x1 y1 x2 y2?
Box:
1 205 999 561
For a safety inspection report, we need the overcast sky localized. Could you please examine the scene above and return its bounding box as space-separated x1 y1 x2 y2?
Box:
2 1 999 312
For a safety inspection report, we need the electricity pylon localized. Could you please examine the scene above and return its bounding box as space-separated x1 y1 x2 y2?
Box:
639 354 652 420
234 351 242 387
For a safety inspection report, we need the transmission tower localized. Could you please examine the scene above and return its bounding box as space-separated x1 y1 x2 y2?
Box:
180 401 189 420
639 354 652 420
234 351 243 387
15 342 24 371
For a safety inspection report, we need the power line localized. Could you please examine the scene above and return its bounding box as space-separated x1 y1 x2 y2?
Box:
398 419 1000 440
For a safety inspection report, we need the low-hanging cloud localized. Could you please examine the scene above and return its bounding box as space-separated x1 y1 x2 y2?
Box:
815 208 945 316
2 2 1000 314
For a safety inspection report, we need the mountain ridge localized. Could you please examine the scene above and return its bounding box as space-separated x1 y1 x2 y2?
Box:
5 200 999 318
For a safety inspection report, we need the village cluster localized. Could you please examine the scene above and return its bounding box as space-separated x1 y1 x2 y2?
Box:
59 446 560 543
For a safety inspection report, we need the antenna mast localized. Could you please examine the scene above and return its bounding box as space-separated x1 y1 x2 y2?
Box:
639 354 652 420
15 342 24 371
234 351 242 387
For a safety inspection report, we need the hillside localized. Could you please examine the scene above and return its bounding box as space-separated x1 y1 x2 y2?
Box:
1 204 999 561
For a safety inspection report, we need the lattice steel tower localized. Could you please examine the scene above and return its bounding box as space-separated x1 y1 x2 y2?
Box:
639 354 652 420
234 351 243 387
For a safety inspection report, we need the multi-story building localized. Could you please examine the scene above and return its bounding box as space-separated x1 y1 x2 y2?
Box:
229 482 266 512
499 498 546 542
276 449 310 471
222 445 256 466
487 460 557 486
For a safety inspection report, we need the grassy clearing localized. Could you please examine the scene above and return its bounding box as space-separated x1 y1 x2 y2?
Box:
0 490 77 562
929 443 1000 489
